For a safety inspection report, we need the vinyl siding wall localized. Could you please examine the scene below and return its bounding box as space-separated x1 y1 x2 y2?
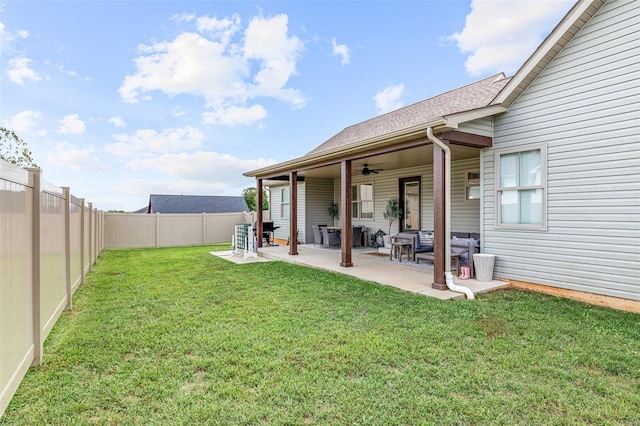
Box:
330 158 480 238
458 118 494 138
304 178 334 243
485 0 640 300
270 181 306 243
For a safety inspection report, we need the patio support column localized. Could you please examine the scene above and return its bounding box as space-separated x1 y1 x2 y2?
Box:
432 142 447 290
256 178 263 248
340 160 353 267
289 172 298 255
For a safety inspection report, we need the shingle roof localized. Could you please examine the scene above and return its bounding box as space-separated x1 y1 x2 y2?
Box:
307 73 510 155
148 194 248 214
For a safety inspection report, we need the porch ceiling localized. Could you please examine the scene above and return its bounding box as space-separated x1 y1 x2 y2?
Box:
299 143 480 179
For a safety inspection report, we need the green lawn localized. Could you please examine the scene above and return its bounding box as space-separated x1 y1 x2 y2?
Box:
2 245 639 425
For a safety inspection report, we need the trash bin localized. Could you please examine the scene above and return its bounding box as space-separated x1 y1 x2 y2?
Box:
473 253 496 282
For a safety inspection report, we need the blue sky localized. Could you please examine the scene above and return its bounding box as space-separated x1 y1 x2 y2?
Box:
1 0 574 212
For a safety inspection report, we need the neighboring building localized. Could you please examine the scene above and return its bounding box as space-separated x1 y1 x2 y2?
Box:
245 0 639 310
144 194 249 214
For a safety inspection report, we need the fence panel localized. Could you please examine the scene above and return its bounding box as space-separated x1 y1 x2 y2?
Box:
0 162 35 417
104 213 157 248
1 160 103 418
39 181 67 341
69 197 82 293
104 212 250 248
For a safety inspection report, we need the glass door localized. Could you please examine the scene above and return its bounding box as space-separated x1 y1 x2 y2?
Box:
399 177 421 231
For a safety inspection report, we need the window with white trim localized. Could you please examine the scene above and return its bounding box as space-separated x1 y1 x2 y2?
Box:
281 187 289 219
351 183 374 220
495 145 546 229
465 171 480 200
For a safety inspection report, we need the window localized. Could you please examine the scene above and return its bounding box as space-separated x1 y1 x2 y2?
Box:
495 145 546 229
351 183 373 220
281 187 289 219
465 171 480 200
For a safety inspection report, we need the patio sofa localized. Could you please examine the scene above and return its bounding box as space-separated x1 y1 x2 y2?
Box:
395 231 481 276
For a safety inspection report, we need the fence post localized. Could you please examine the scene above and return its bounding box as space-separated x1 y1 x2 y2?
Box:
87 202 93 270
93 207 98 263
155 212 160 248
202 213 206 246
79 198 85 285
26 167 42 367
62 187 72 311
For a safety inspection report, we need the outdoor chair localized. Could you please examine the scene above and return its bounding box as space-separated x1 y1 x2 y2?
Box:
312 225 323 247
321 227 341 247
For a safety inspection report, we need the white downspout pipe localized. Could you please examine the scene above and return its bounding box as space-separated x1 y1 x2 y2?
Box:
426 128 475 299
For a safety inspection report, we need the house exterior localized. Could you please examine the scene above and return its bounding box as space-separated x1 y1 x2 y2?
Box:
245 0 639 310
143 194 249 214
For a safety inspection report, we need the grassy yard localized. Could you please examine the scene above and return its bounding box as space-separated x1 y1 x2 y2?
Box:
2 245 639 425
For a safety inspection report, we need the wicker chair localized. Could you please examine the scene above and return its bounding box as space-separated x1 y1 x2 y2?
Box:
312 225 323 247
321 227 341 247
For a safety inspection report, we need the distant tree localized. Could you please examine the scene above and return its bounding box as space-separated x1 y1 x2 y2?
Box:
108 210 126 213
0 127 37 167
242 187 269 211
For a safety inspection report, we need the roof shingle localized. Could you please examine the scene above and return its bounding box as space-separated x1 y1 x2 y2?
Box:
307 73 510 155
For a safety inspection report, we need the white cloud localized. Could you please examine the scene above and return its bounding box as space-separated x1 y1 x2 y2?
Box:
196 14 241 46
373 84 405 115
46 141 105 171
105 126 204 157
119 13 305 125
449 0 574 76
128 151 277 187
202 104 267 126
2 110 42 133
6 57 41 84
331 38 350 65
243 14 305 105
57 114 86 134
108 116 126 128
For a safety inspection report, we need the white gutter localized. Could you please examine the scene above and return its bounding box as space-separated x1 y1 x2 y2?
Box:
426 128 475 300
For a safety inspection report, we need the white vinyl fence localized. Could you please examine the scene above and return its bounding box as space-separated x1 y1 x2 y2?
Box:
1 158 254 418
104 211 255 248
1 159 104 417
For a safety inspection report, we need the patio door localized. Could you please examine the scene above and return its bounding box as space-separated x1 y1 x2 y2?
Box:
399 177 421 231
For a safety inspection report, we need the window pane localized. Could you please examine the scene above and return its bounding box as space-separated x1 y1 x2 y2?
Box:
520 150 541 186
282 188 289 202
467 186 480 200
519 189 542 224
500 153 518 188
351 185 358 202
361 201 373 219
352 202 358 218
500 190 520 224
360 184 373 201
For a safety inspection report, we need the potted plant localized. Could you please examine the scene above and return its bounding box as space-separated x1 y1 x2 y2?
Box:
383 197 403 245
371 229 386 248
328 202 338 225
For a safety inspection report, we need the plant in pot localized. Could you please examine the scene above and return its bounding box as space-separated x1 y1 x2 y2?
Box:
383 197 403 246
370 229 386 248
328 202 338 225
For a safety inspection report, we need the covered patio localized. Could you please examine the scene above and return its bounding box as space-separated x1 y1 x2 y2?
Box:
255 245 510 300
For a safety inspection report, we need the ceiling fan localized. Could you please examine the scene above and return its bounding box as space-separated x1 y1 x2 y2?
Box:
361 164 383 175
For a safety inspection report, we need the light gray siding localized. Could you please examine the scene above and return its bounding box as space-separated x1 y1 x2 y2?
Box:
332 159 480 238
304 178 334 243
458 118 494 138
485 0 640 300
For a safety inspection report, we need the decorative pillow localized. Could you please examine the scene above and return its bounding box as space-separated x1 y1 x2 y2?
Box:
419 231 433 246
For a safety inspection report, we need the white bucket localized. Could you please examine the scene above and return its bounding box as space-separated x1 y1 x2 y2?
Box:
473 253 496 282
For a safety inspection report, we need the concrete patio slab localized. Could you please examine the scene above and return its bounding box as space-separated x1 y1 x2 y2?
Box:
210 250 274 264
257 245 510 300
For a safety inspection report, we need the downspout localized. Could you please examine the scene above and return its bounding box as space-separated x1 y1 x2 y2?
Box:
426 128 475 299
